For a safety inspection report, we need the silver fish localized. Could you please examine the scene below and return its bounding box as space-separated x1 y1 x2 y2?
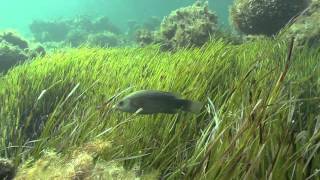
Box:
114 90 204 114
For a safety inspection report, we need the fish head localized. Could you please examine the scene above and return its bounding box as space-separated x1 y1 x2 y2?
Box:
115 98 137 113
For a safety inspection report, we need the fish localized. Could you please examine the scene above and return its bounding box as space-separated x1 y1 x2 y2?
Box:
114 90 204 114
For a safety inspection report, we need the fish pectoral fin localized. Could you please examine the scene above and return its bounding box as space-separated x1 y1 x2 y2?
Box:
129 100 144 113
135 108 144 114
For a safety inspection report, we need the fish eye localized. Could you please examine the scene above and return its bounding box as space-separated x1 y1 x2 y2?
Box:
118 101 124 106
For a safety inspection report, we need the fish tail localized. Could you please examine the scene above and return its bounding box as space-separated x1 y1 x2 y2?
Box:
179 100 204 114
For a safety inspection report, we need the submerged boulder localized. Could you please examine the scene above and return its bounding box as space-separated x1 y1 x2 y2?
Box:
71 15 93 33
230 0 309 35
135 29 155 47
0 31 28 50
282 0 320 48
0 158 16 180
0 40 28 73
87 31 119 47
92 16 121 35
142 16 162 31
29 16 121 47
27 44 46 59
158 1 218 51
29 20 70 42
66 29 89 47
0 31 46 73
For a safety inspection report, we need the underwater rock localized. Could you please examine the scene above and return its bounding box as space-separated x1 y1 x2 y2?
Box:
92 16 121 35
142 16 162 31
29 16 121 48
127 20 138 32
0 158 16 180
126 20 140 42
0 31 46 73
29 20 70 42
126 16 161 45
41 41 66 51
135 29 154 47
66 29 89 47
230 0 309 36
70 15 93 33
0 40 29 73
27 44 46 59
87 31 119 47
282 0 320 48
158 1 218 51
0 31 29 50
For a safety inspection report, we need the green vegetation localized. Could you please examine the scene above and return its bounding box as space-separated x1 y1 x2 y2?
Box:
0 38 320 179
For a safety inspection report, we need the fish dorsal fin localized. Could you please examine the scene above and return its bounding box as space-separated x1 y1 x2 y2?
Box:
152 90 181 98
130 90 180 98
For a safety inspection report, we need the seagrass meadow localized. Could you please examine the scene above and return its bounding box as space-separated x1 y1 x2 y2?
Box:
0 38 320 179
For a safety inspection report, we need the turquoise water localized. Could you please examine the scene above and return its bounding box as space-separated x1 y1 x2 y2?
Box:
0 0 234 36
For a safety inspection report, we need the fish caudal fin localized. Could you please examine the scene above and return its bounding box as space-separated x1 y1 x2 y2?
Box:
181 100 204 114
